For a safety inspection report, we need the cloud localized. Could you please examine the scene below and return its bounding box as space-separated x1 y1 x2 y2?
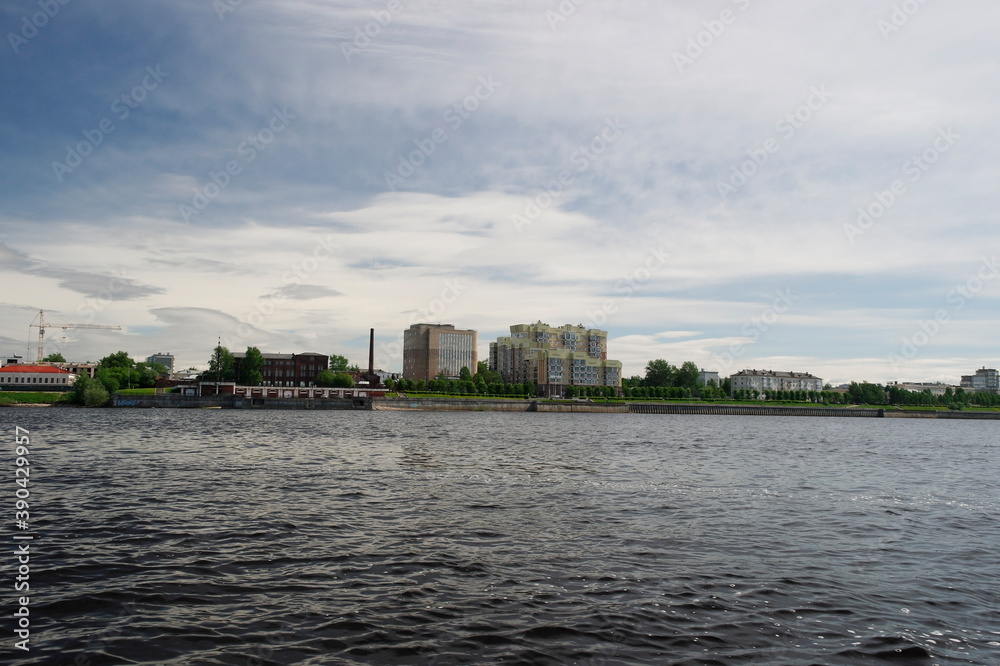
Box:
269 284 343 300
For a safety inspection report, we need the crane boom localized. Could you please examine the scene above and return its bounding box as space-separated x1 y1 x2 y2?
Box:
29 309 122 362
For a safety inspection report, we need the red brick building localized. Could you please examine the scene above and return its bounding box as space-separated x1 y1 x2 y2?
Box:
232 352 329 387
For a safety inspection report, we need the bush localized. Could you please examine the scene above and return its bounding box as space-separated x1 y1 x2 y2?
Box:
82 383 110 407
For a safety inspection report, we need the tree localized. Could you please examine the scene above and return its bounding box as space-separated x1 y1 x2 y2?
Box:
42 352 66 362
203 346 235 383
99 351 135 369
329 354 350 372
315 370 353 388
643 359 677 387
675 361 700 388
459 366 473 381
71 376 109 407
476 361 502 385
240 346 265 386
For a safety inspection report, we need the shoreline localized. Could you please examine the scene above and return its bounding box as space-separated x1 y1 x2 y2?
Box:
5 394 1000 419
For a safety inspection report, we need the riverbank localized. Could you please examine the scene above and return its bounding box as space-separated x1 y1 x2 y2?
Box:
375 398 1000 419
5 392 1000 419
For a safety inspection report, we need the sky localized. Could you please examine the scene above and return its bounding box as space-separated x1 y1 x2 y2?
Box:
1 0 998 386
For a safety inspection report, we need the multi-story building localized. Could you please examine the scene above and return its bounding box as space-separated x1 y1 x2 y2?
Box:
0 364 78 390
698 370 721 386
960 367 999 393
403 324 478 382
489 321 622 397
146 352 175 373
231 351 329 387
729 369 823 395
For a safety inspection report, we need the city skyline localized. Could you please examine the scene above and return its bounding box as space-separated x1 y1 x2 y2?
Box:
2 1 998 386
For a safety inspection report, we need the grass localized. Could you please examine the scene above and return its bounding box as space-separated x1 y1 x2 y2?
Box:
115 388 157 395
0 391 70 406
399 392 533 400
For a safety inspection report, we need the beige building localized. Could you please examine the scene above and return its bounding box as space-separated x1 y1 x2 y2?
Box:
960 367 999 394
730 369 823 395
489 321 622 397
403 323 478 382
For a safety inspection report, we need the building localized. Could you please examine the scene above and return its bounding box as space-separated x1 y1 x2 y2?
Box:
2 355 23 367
47 361 99 379
698 370 721 386
489 321 623 397
890 381 960 397
0 364 78 390
231 352 329 387
729 369 823 395
960 367 999 394
403 324 478 382
146 352 175 373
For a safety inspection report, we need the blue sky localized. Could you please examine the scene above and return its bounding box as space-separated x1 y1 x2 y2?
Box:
2 0 998 385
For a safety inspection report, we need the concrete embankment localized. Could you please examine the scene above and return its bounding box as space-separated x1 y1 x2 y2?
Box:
112 394 372 410
108 394 1000 419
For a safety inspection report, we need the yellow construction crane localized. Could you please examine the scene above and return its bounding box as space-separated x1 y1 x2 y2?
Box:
29 309 122 362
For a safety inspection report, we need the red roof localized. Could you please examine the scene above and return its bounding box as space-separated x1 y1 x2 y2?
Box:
0 365 74 374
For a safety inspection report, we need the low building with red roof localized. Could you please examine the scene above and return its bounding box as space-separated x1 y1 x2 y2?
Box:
0 364 78 390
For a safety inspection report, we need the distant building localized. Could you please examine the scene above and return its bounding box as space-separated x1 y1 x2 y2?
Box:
890 381 959 397
730 369 823 395
47 361 99 379
960 367 999 394
146 352 175 373
231 351 329 387
698 370 720 386
0 364 77 390
403 324 478 382
2 355 23 367
489 321 622 397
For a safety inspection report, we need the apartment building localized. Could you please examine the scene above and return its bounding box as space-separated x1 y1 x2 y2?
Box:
729 369 823 395
489 321 622 397
960 367 999 393
403 323 478 382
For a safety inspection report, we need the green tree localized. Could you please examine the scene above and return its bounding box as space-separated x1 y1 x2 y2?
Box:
82 382 110 407
329 354 350 371
459 366 473 381
98 351 135 369
202 346 235 383
675 361 700 388
42 352 66 362
643 359 677 387
240 346 265 386
315 371 355 388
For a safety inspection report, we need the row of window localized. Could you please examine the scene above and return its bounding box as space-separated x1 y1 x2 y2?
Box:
0 376 71 384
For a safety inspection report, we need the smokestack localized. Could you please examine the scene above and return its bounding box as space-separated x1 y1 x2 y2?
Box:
369 328 375 379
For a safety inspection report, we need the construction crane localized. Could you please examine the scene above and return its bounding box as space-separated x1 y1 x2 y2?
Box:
29 309 122 362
